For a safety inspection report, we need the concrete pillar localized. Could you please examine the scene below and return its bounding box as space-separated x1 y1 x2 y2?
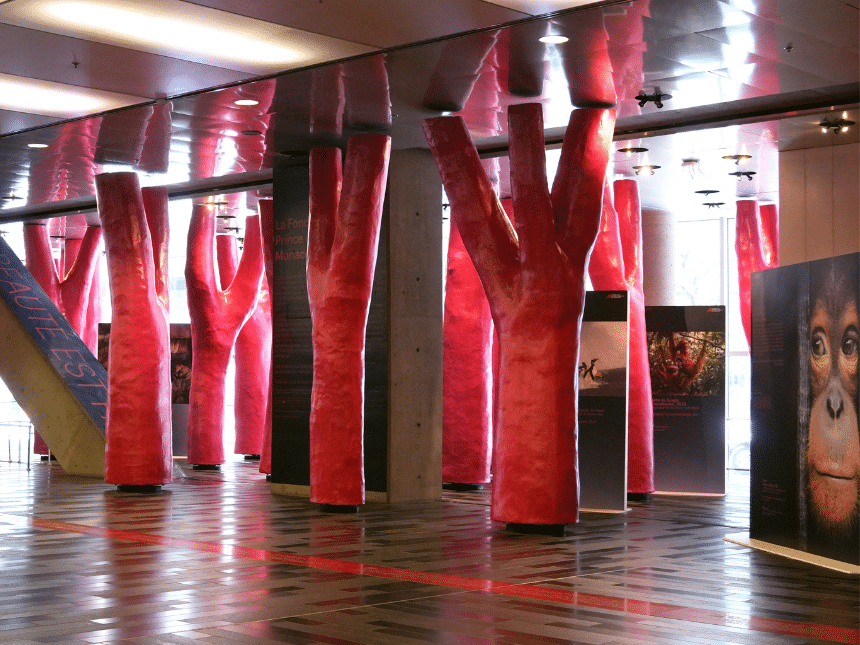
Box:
386 148 444 502
641 208 676 306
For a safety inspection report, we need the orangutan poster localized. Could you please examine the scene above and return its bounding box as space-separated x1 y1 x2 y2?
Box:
646 306 726 494
750 252 858 566
578 291 628 512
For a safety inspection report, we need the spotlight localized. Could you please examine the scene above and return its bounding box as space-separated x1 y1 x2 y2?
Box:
694 189 719 196
635 86 671 108
617 146 648 156
703 202 725 209
722 154 752 165
633 164 660 175
729 171 756 181
819 115 855 133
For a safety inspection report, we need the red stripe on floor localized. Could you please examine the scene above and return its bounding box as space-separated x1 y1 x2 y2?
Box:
26 516 860 644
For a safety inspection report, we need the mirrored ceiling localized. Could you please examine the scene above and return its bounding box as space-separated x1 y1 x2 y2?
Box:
0 0 857 222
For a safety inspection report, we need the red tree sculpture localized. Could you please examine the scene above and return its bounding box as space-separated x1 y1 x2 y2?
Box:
24 217 102 455
307 133 391 507
186 205 263 466
442 220 494 486
589 178 655 495
257 199 274 476
216 229 271 457
735 200 769 349
424 103 615 526
95 173 172 487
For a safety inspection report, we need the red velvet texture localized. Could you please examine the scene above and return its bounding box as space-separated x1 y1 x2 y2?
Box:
24 218 102 453
424 104 615 525
735 200 776 349
95 173 172 485
307 134 391 506
589 179 655 494
258 199 274 475
442 221 494 484
216 229 272 456
186 206 263 465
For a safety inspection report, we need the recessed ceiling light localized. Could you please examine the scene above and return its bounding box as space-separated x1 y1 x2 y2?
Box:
27 142 49 148
539 35 569 44
0 0 376 74
0 72 144 117
234 99 260 107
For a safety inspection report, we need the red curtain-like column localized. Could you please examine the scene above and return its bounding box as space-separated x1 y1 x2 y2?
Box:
186 206 263 466
589 179 655 495
216 229 271 457
95 172 172 487
258 199 274 475
307 133 391 507
735 200 769 348
443 220 494 485
424 104 615 526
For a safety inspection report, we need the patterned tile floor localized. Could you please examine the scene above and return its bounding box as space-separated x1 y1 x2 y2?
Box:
0 458 857 644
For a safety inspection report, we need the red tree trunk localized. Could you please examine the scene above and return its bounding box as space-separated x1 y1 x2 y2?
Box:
736 200 768 349
24 218 102 454
216 229 271 457
615 179 654 494
307 134 391 506
759 203 779 268
258 199 274 475
442 221 494 484
95 172 172 486
424 103 615 526
186 206 263 466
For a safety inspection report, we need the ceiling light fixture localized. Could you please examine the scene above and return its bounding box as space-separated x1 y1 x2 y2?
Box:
0 72 144 118
633 164 660 175
635 86 671 109
729 171 756 181
681 158 704 180
617 146 648 156
239 129 263 136
694 189 719 196
539 34 569 44
819 114 855 133
3 0 375 74
704 202 725 209
722 154 752 165
234 99 259 107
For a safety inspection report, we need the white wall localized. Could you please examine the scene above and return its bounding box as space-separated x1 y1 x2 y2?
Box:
779 142 859 265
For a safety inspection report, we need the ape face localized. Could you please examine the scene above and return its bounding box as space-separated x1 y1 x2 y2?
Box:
806 287 859 537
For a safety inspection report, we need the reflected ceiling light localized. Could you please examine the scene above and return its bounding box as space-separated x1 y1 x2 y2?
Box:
539 34 569 44
234 99 260 107
722 154 752 165
2 0 375 73
617 146 648 156
819 113 855 133
0 72 144 117
27 142 49 148
729 171 756 181
239 129 263 136
633 164 660 175
635 86 671 109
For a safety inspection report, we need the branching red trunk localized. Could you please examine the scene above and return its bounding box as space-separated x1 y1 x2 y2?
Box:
95 172 172 486
186 206 263 465
424 104 615 525
307 133 391 506
216 228 271 456
589 179 655 494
